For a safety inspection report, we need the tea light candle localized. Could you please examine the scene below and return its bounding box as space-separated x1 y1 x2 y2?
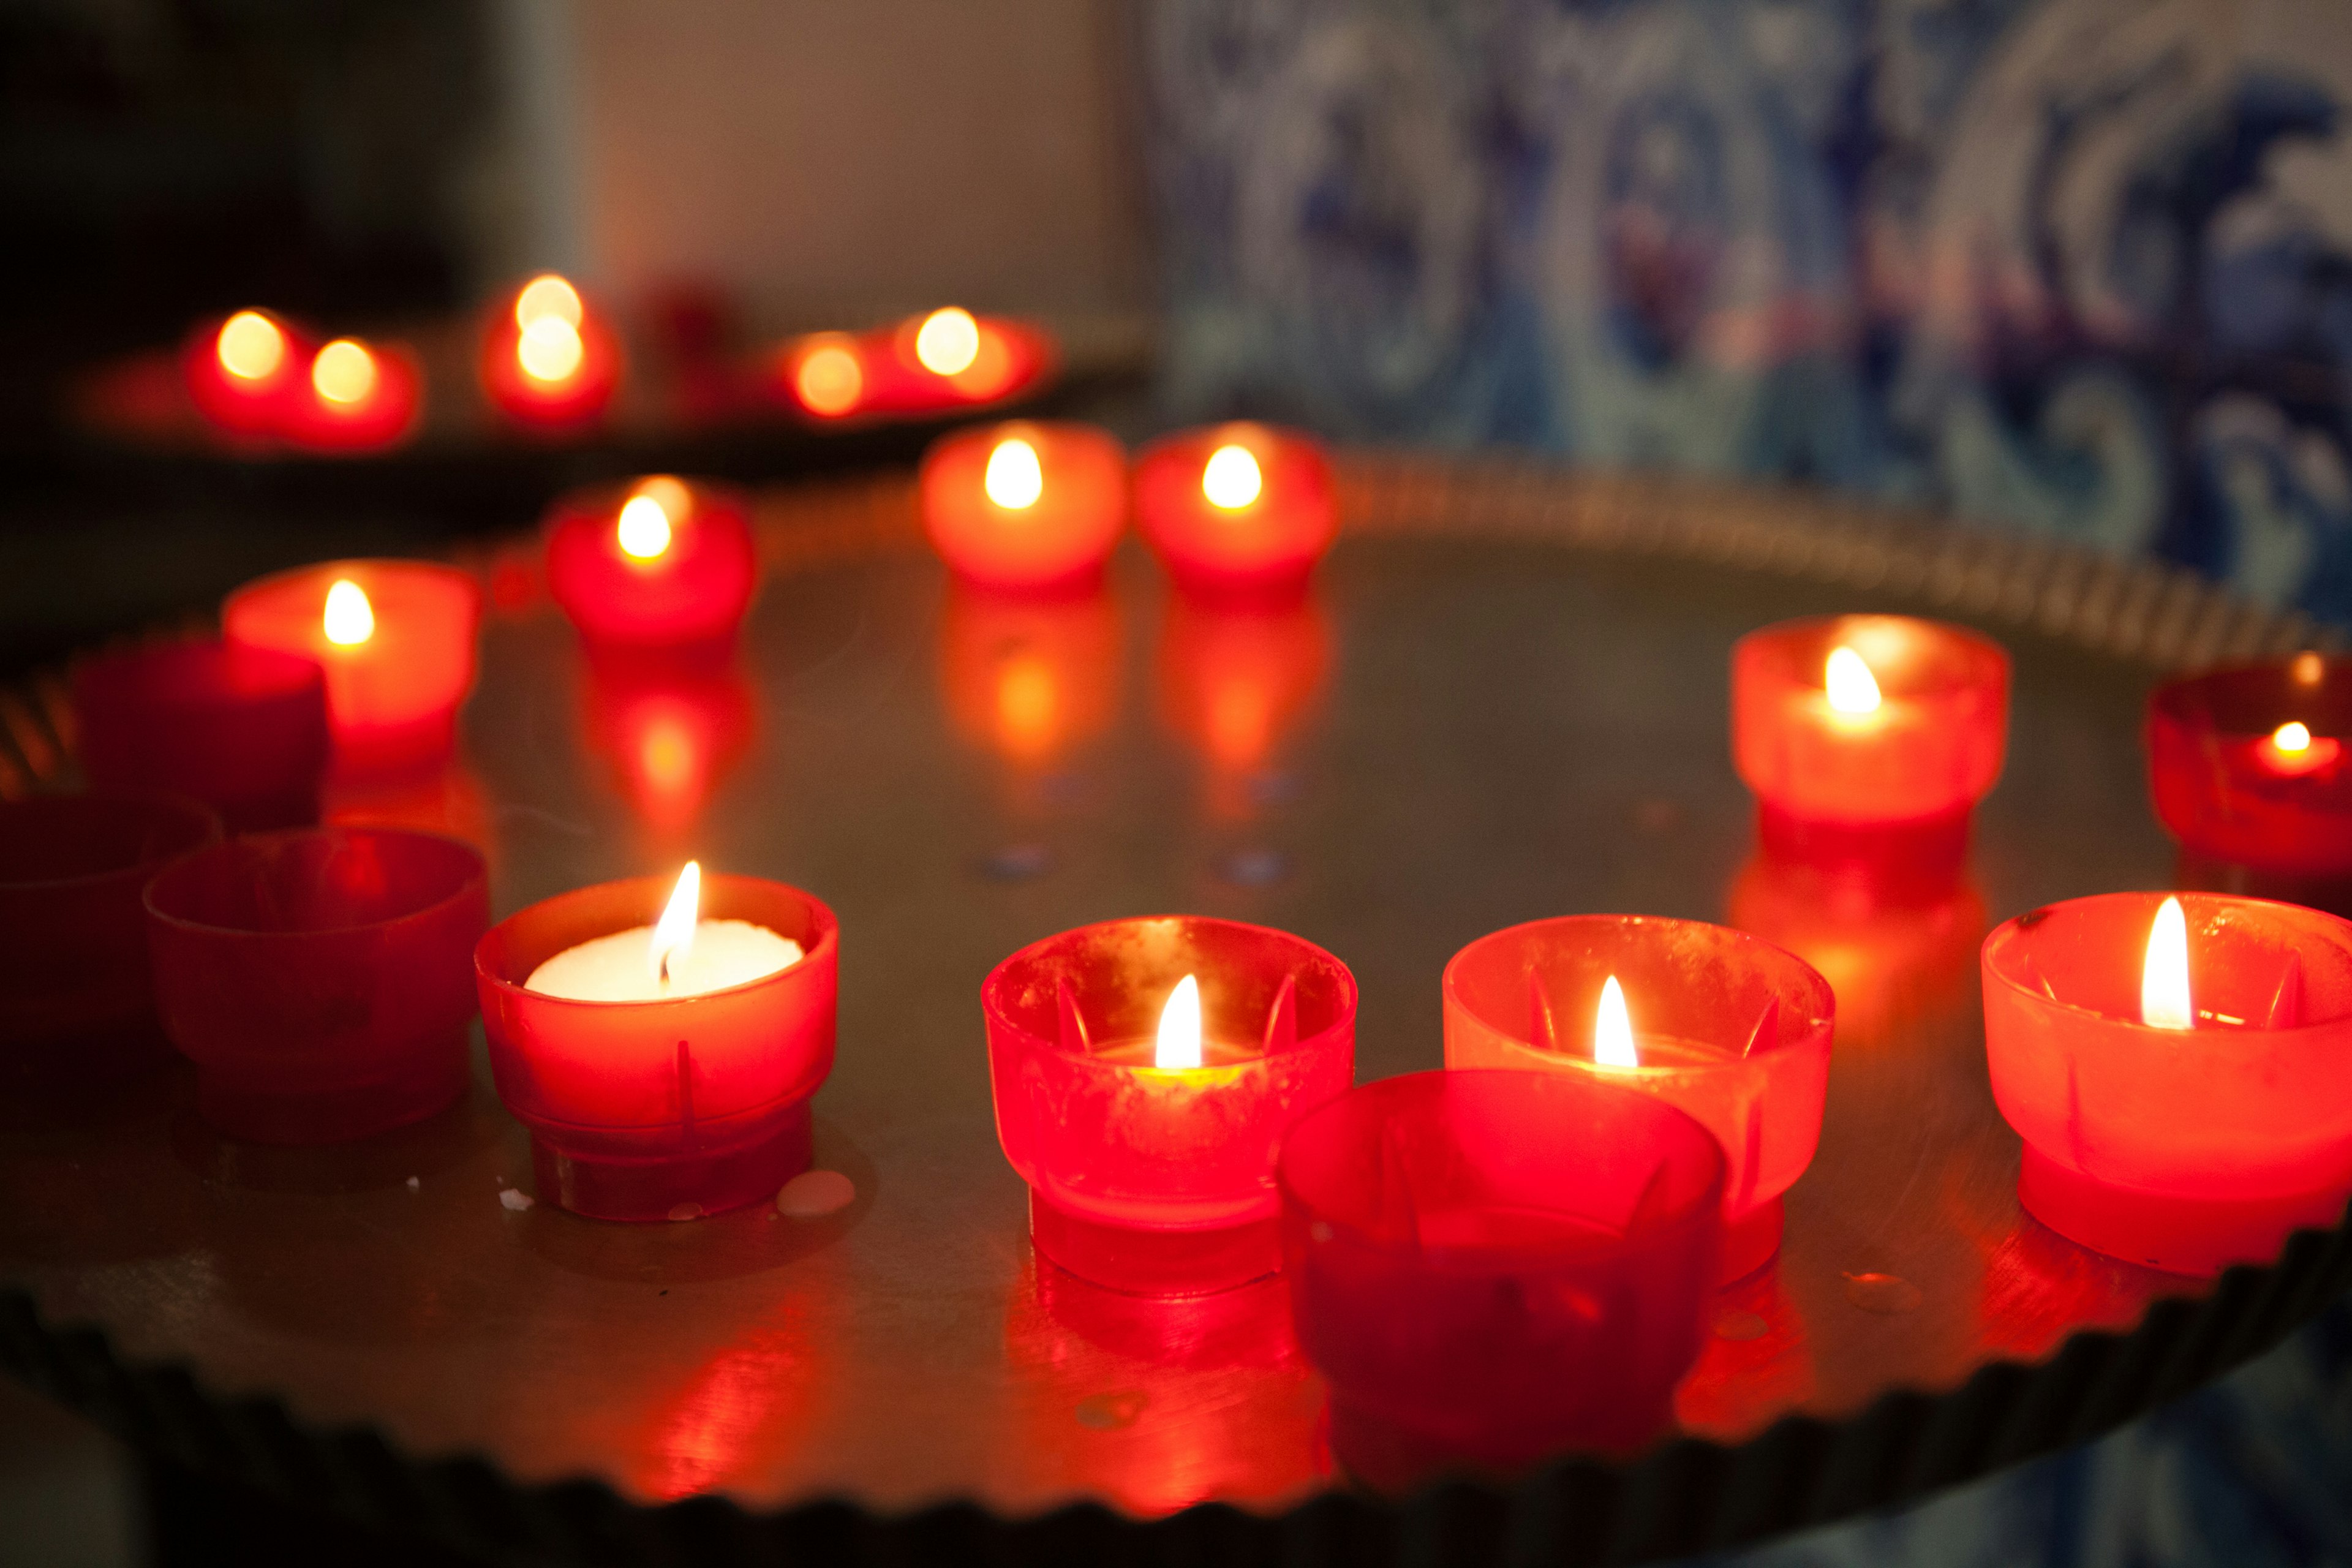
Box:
983 916 1357 1295
1279 1069 1725 1488
287 336 422 453
780 310 1055 421
1443 914 1834 1282
143 827 488 1142
224 560 480 777
1983 891 2352 1275
183 309 309 439
545 476 757 653
2147 653 2352 876
480 273 622 431
74 641 330 832
1133 423 1338 597
1732 615 2009 872
475 864 838 1220
919 422 1126 590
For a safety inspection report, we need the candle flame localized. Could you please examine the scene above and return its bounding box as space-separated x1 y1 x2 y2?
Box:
652 861 701 987
794 338 863 416
2274 721 2312 754
322 579 375 646
1825 646 1882 714
1202 445 1263 510
514 274 583 330
2142 895 2193 1030
617 494 673 560
217 311 285 380
518 315 585 383
1155 973 1203 1069
311 339 378 405
984 437 1044 510
914 307 980 375
2294 651 2325 686
1594 974 1640 1068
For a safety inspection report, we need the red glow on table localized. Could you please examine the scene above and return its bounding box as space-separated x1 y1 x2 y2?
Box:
1983 891 2352 1275
1732 615 2009 874
984 916 1357 1295
144 827 488 1142
2147 654 2352 875
476 869 839 1221
224 560 481 777
0 794 220 1088
919 423 1126 590
546 476 757 654
776 311 1055 421
1444 914 1834 1282
480 273 622 431
582 658 755 837
1726 848 1986 1044
73 641 330 832
1280 1069 1725 1488
1156 594 1331 815
287 336 421 453
183 309 309 439
939 585 1121 772
1134 424 1337 597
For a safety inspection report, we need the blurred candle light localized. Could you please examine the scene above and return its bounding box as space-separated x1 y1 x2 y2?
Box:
914 307 981 376
290 337 420 452
789 335 865 418
184 307 310 439
545 477 756 655
921 422 1126 590
481 273 621 431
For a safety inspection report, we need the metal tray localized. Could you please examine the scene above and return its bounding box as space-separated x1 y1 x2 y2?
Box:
2 456 2347 1566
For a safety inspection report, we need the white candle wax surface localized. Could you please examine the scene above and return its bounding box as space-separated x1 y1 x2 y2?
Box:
524 919 804 1002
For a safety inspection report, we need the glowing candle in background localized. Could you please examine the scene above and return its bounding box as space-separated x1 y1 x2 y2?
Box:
919 421 1126 590
2148 655 2352 878
785 333 865 418
481 273 622 431
1134 423 1338 597
183 308 309 439
545 476 757 655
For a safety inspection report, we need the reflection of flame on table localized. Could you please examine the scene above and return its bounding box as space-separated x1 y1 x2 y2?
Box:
938 585 1121 772
1155 594 1331 818
581 660 756 839
1725 850 1985 1045
638 1321 824 1502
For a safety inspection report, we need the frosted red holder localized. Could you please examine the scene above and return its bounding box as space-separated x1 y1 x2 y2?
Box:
143 827 488 1142
74 641 330 832
1983 891 2352 1275
476 874 840 1221
2147 655 2352 877
545 478 757 653
1133 423 1338 597
1444 914 1834 1282
919 421 1126 591
984 916 1357 1295
181 310 309 440
480 284 623 431
1280 1069 1725 1489
1732 614 2008 872
0 794 221 1087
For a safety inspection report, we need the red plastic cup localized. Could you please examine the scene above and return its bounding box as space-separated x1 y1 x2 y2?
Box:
544 477 757 654
2147 654 2352 877
144 828 488 1143
1280 1069 1725 1488
0 794 221 1087
984 915 1357 1296
475 874 839 1221
73 641 330 832
919 421 1126 591
1133 423 1337 598
1443 914 1834 1282
1983 891 2352 1275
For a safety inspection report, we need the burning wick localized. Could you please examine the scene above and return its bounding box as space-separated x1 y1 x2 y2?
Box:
650 861 701 989
1202 445 1263 511
322 579 375 646
915 308 980 376
617 494 673 560
2274 722 2312 755
1825 646 1882 715
217 311 285 380
311 340 377 405
1593 974 1640 1068
984 438 1044 510
1155 974 1204 1069
2142 895 2192 1031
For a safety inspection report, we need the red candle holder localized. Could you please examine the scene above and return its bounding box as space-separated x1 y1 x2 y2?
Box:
143 827 488 1142
919 421 1126 591
545 477 757 654
1983 891 2352 1275
1133 423 1338 598
0 794 221 1088
984 916 1357 1296
181 309 310 440
224 559 481 777
775 313 1055 422
1731 614 2009 875
2147 653 2352 877
1279 1069 1725 1488
480 274 623 432
286 337 423 453
73 641 330 832
1442 914 1834 1281
475 874 839 1221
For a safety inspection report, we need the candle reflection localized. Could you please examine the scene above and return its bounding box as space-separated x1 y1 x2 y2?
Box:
938 585 1121 783
581 659 756 839
1155 593 1331 818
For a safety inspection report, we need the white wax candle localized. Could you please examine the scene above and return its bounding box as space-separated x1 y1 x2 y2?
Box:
524 918 803 1002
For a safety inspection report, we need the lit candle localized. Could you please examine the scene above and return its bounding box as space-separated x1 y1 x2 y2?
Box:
1983 890 2352 1275
223 560 480 777
183 308 310 439
73 641 331 832
545 475 758 654
775 309 1055 421
1443 914 1834 1281
1134 423 1338 596
476 863 839 1219
2147 654 2352 876
919 421 1126 590
984 916 1357 1295
287 336 422 452
480 273 623 431
1280 1069 1725 1488
1732 614 2010 872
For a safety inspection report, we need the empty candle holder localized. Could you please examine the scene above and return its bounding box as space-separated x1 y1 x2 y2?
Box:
74 641 330 832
